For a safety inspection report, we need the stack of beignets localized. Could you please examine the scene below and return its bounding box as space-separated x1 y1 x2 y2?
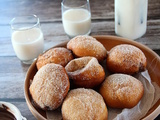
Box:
29 35 147 120
65 57 105 88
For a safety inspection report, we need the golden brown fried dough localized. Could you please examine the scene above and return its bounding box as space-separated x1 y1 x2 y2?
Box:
36 47 73 70
107 44 147 74
99 74 144 108
67 35 107 61
65 57 105 88
62 88 108 120
29 63 70 110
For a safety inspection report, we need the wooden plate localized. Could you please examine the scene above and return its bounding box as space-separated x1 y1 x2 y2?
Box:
24 35 160 120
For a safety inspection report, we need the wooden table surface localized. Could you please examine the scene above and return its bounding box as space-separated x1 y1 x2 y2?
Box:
0 0 159 119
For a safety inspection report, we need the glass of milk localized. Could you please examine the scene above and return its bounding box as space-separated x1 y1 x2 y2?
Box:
10 15 44 64
115 0 148 40
61 0 91 38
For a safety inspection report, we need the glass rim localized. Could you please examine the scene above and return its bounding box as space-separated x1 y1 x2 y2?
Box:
10 14 40 31
61 0 89 9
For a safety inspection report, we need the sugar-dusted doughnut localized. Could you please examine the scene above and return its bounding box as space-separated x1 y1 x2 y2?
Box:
62 88 108 120
107 44 147 74
29 63 70 110
36 47 73 70
99 74 144 108
65 57 105 88
67 35 107 61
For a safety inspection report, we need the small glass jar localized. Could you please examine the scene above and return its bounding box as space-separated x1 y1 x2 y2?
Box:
115 0 148 40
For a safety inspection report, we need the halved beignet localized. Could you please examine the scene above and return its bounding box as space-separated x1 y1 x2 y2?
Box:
65 57 105 88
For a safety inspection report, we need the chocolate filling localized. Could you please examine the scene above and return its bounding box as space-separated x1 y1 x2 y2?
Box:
0 104 16 120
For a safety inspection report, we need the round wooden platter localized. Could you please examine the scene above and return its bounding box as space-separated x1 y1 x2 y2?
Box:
24 35 160 120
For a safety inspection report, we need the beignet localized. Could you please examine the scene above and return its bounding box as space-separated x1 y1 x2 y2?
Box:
107 44 147 74
65 57 105 88
36 47 73 70
67 35 107 61
29 63 70 110
99 74 144 108
62 88 108 120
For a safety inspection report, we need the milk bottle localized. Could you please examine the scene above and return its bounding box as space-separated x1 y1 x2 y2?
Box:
115 0 148 39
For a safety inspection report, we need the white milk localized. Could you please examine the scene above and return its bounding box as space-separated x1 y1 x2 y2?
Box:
115 0 148 39
62 9 91 37
11 28 44 61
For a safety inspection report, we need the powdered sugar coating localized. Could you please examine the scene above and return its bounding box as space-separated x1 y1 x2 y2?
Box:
36 47 73 70
100 74 144 108
65 57 105 88
67 35 107 61
62 88 108 120
107 44 147 74
29 63 70 110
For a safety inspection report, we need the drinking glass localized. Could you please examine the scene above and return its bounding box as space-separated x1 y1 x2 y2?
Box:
10 15 44 64
61 0 91 38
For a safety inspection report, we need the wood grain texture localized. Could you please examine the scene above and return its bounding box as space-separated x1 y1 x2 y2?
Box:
0 56 29 99
0 0 160 25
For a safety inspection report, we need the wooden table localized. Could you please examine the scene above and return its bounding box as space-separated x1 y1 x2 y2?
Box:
0 0 159 119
